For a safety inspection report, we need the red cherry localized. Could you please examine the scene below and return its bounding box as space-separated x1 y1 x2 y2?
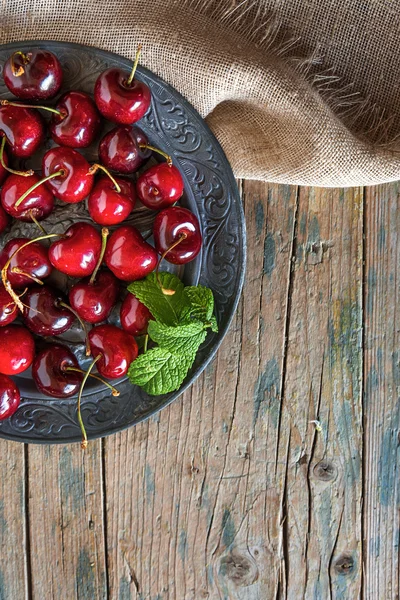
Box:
0 149 9 185
50 91 101 148
1 173 54 221
22 285 74 336
88 176 136 226
120 293 152 335
0 284 18 326
137 162 184 210
0 103 44 158
89 324 138 379
3 49 62 100
153 207 202 264
42 147 94 203
32 344 82 398
0 237 52 288
0 324 35 375
0 374 20 420
69 270 119 324
49 222 102 278
0 204 9 233
104 225 157 281
98 126 151 174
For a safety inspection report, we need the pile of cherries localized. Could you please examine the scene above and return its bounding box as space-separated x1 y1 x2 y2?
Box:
0 46 202 437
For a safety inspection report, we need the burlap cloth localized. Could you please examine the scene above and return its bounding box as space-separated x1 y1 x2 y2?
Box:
1 0 399 187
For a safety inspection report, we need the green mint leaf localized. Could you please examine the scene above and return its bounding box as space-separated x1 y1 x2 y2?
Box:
128 272 186 326
209 315 219 333
128 347 194 395
183 286 214 321
148 320 207 356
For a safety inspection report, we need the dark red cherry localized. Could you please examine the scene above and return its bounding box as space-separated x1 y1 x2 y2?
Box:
50 91 101 148
69 270 119 324
89 324 138 379
0 374 20 420
0 104 44 157
104 225 157 281
153 206 202 264
0 284 18 326
0 238 52 288
94 69 150 125
0 325 35 375
87 176 136 226
32 344 82 398
98 126 151 174
49 222 102 278
120 293 152 335
0 149 9 186
22 285 74 336
1 173 54 221
3 49 62 100
0 204 9 233
136 162 184 210
42 147 94 203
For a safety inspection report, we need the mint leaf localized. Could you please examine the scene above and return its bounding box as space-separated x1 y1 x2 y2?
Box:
209 315 218 333
128 272 187 325
148 320 207 356
128 347 194 395
183 286 214 321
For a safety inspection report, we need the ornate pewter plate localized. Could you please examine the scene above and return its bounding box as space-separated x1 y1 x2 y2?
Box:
0 41 245 443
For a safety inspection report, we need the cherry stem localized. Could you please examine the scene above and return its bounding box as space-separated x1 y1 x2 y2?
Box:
57 301 91 357
0 99 64 117
15 170 65 207
29 211 48 235
126 44 142 86
88 164 121 193
10 268 44 285
144 334 149 353
1 233 61 312
77 355 100 450
89 228 109 285
139 144 172 166
64 366 120 397
0 137 34 177
156 233 188 295
10 51 29 77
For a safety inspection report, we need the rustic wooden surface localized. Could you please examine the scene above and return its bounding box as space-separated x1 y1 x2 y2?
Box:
0 180 398 599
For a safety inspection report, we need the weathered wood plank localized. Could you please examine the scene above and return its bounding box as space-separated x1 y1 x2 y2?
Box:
363 182 400 599
104 180 297 599
0 439 28 600
27 442 107 600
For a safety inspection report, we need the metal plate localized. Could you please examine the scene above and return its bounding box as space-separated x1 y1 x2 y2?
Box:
0 41 246 443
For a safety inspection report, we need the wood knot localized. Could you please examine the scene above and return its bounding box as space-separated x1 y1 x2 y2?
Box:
313 460 337 482
219 548 259 588
334 554 355 575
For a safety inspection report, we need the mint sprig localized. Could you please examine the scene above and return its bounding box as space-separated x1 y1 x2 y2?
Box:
127 272 218 395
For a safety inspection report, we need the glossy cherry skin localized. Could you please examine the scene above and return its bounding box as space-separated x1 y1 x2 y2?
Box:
153 206 202 264
22 285 74 336
88 176 136 226
94 68 151 125
98 126 151 174
32 344 82 398
0 374 20 420
50 91 101 148
0 325 35 375
136 163 184 210
3 49 62 100
120 293 152 335
104 225 157 281
0 205 9 234
0 238 52 288
0 150 9 186
69 270 120 324
1 173 54 221
0 284 17 326
42 147 94 203
89 324 138 379
49 222 102 278
0 105 44 158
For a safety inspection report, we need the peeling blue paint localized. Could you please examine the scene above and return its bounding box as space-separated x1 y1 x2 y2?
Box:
378 224 386 251
379 428 398 506
253 358 280 426
365 367 379 407
178 530 187 563
367 268 377 315
0 568 6 600
119 576 130 600
59 447 84 513
263 232 276 277
300 212 307 237
0 500 7 536
255 201 264 239
221 508 236 548
144 465 155 500
76 549 95 599
308 215 320 243
392 351 400 387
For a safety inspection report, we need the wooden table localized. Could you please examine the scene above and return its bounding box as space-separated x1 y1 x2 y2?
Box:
0 180 397 599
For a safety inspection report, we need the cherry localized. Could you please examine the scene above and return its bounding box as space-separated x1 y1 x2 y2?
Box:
88 176 136 225
50 91 101 148
104 225 157 281
98 125 151 174
32 344 82 398
0 102 44 158
120 293 152 335
0 147 9 185
41 147 94 203
0 284 18 326
0 324 35 375
49 222 102 278
0 374 20 420
22 285 74 336
0 204 9 234
1 173 54 222
3 49 62 100
0 237 52 288
89 324 138 379
69 270 119 324
136 147 184 210
153 206 202 264
94 45 151 125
